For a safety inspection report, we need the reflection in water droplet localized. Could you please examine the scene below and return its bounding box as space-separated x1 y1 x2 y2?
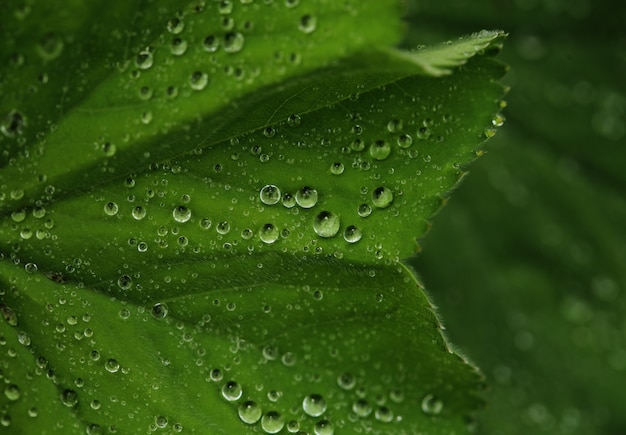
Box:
313 211 340 238
238 400 262 424
303 394 326 417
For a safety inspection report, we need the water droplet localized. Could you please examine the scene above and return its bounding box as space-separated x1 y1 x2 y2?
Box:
285 0 300 8
151 303 168 319
203 35 220 52
313 211 340 238
352 399 372 417
217 221 231 235
287 114 301 126
397 133 413 148
369 140 391 160
282 193 296 208
372 187 393 208
421 393 443 415
357 203 372 218
260 224 279 244
4 385 20 401
190 71 209 90
223 32 245 53
131 206 146 220
238 401 262 424
286 420 300 432
281 352 296 366
337 372 355 390
351 138 365 152
343 225 362 243
200 218 212 230
105 358 120 373
167 17 185 34
210 369 223 382
303 394 326 417
260 185 281 205
387 119 403 133
221 381 243 401
298 14 317 33
117 275 132 290
104 202 118 216
170 37 188 56
1 305 18 326
102 142 116 157
295 186 318 208
172 205 191 223
155 416 168 428
492 114 505 127
375 406 393 422
417 126 431 140
330 162 344 175
60 389 78 407
37 32 64 60
261 411 285 434
135 49 153 70
314 420 334 435
1 110 26 138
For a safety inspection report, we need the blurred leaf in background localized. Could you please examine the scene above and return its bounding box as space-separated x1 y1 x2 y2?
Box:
407 0 626 434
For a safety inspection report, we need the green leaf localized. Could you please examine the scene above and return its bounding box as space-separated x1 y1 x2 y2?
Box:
0 1 506 434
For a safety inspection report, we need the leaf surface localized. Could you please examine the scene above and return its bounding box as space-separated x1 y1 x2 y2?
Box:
0 1 505 434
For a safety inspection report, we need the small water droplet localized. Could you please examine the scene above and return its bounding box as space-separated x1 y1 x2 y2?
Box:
298 14 317 33
343 225 362 243
351 138 365 152
131 206 146 220
135 49 153 70
261 411 285 434
303 394 326 417
372 187 393 208
203 35 220 52
4 385 20 401
352 399 372 417
170 37 188 56
287 114 301 126
330 162 344 175
357 203 372 217
314 420 334 435
397 133 413 148
421 393 443 415
117 275 132 290
105 359 120 373
375 406 393 422
223 32 245 53
238 400 262 424
217 221 231 235
282 193 296 208
369 140 391 160
221 381 243 401
259 224 279 244
295 187 318 208
60 389 78 407
189 71 209 90
104 202 118 216
260 185 281 205
151 303 169 319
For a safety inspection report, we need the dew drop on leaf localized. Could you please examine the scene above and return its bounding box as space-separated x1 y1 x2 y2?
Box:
352 398 372 417
203 35 220 52
343 225 362 243
282 193 296 208
330 162 344 175
372 187 393 208
260 224 279 244
295 186 318 208
103 201 118 216
167 17 185 34
135 49 153 70
357 203 372 217
260 185 281 205
421 393 443 415
375 406 393 422
60 389 78 407
189 71 209 90
217 221 231 235
0 110 26 138
151 303 169 319
314 419 334 435
172 205 191 223
313 211 340 238
298 14 317 33
131 206 146 220
238 400 262 424
105 358 120 373
261 411 284 434
221 381 243 401
302 393 326 417
4 385 20 401
170 37 188 56
397 133 413 148
369 140 391 160
223 32 245 53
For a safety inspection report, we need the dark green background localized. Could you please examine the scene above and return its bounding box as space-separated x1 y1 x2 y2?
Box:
407 1 626 434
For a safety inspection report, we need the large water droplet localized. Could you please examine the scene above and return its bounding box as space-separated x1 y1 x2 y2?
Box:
302 394 326 417
238 401 262 424
260 185 281 205
259 224 279 244
261 411 285 434
104 201 118 216
60 389 78 407
372 187 393 208
314 420 334 435
369 140 391 160
221 381 243 401
173 205 191 223
4 385 20 401
343 225 362 243
296 186 318 208
189 71 209 90
223 32 245 53
313 211 340 238
131 206 146 220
